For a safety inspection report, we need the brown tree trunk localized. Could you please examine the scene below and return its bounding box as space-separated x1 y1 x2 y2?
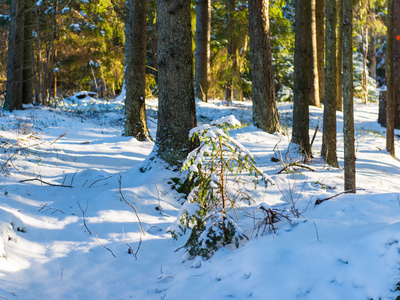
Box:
343 0 356 191
4 0 24 111
292 0 311 155
368 14 377 80
194 0 211 102
22 0 34 105
321 0 338 167
156 0 197 166
124 0 150 140
386 0 395 156
336 0 343 111
310 0 321 107
316 0 325 104
361 25 368 104
249 0 279 133
394 0 400 129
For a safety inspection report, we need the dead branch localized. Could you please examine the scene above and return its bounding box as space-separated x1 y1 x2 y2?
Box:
123 228 142 260
38 203 65 215
277 162 316 174
118 174 145 235
314 189 364 205
50 133 67 145
95 233 116 258
20 175 73 188
77 200 92 235
88 176 112 188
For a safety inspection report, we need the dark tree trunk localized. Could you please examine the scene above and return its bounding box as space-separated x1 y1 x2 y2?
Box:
225 0 242 101
343 0 356 191
386 0 395 156
194 0 211 102
249 0 279 133
368 13 377 80
156 0 197 166
124 0 150 140
292 0 311 154
394 0 400 129
4 0 24 111
361 24 368 104
321 0 338 167
22 0 34 105
336 0 343 111
316 0 325 104
310 0 320 107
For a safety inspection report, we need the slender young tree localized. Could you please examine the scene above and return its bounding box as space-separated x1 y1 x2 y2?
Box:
249 0 279 133
394 0 400 128
316 0 325 104
386 0 395 156
156 0 197 166
336 0 343 111
124 0 150 140
292 0 311 154
321 0 338 167
310 0 321 107
194 0 211 102
343 0 356 191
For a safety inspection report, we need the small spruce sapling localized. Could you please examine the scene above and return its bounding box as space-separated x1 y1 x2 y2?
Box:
168 115 273 258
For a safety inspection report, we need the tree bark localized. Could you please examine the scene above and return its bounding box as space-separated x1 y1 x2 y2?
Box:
386 0 395 156
343 0 356 191
336 0 343 111
156 0 197 166
249 0 279 133
321 0 338 167
309 0 321 107
316 0 325 104
292 0 311 154
368 13 377 80
22 0 34 105
361 25 368 104
394 0 400 129
194 0 211 102
124 0 150 140
4 0 24 111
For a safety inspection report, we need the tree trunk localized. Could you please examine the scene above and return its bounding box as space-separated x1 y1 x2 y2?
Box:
321 0 338 167
124 0 150 141
22 0 34 105
343 0 356 191
309 0 320 107
156 0 197 166
225 0 242 101
194 0 211 102
249 0 279 133
368 14 377 80
386 0 395 156
361 25 368 104
292 0 311 154
316 0 325 104
394 0 400 129
4 0 24 111
336 0 343 111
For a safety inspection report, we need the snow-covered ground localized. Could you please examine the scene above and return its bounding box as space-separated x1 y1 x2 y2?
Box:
1 98 400 299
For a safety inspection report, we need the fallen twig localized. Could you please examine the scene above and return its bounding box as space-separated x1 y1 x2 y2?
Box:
118 174 145 235
77 200 92 235
50 133 67 145
277 162 316 174
123 228 142 260
314 189 364 205
20 175 73 188
95 233 116 258
88 176 112 188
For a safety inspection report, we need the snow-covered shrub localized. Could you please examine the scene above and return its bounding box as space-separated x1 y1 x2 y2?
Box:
168 115 273 258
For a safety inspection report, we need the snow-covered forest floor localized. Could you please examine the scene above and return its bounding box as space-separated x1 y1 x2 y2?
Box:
1 97 400 300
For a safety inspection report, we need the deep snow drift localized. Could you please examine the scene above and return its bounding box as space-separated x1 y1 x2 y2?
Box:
0 98 400 300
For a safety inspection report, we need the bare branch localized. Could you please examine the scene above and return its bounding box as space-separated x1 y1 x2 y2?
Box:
95 233 116 258
88 176 112 188
20 175 73 188
77 200 92 235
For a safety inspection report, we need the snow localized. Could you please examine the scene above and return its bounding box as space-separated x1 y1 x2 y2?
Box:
0 97 400 299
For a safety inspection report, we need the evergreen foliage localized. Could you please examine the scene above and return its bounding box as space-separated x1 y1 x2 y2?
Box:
168 116 272 258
